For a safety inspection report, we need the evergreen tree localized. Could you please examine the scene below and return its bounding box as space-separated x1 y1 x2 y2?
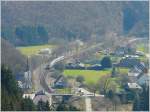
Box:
1 65 22 110
21 97 36 111
45 101 50 111
101 56 112 68
1 65 36 111
37 100 50 111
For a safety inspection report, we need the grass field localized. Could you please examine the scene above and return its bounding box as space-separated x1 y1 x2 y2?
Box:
64 69 111 84
17 44 55 56
136 43 148 53
55 88 72 94
64 68 129 84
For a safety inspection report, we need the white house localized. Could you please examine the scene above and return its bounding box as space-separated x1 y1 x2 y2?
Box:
38 48 52 55
137 74 149 86
23 93 35 100
127 83 142 90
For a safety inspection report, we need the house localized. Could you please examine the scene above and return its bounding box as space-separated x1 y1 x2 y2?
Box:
115 46 126 56
53 75 68 89
137 74 149 86
38 48 52 55
128 67 141 82
65 62 85 69
114 46 136 56
33 94 49 105
87 64 103 70
23 93 35 100
33 90 52 105
135 51 145 56
125 83 142 90
118 57 140 68
134 62 147 73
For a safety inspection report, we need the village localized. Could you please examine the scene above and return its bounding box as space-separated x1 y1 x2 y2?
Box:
18 37 149 111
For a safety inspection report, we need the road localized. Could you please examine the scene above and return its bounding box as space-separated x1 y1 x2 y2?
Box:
85 96 92 111
77 88 104 97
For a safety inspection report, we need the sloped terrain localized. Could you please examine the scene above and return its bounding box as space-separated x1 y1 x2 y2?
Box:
1 1 148 46
1 38 26 75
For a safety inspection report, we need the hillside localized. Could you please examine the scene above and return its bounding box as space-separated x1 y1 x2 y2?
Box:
1 1 149 46
1 38 26 75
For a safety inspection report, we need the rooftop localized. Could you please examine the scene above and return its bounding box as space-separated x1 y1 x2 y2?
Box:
23 93 35 100
127 83 142 89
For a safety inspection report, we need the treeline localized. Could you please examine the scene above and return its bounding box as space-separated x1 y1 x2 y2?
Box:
2 25 49 46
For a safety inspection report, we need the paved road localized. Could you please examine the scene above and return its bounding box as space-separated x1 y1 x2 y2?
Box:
85 96 92 111
77 88 104 97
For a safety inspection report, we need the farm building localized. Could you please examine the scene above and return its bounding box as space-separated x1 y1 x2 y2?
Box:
38 48 52 55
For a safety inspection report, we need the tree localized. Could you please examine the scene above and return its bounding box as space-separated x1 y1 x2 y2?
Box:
119 74 129 86
98 75 110 94
53 62 65 72
37 26 48 43
111 66 116 77
21 97 36 111
112 95 120 111
1 65 36 111
37 100 50 111
107 90 114 100
101 56 112 68
76 76 84 83
45 101 50 111
133 84 149 111
56 103 80 111
88 83 100 96
1 65 22 110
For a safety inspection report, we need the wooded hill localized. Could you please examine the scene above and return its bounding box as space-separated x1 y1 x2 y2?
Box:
1 38 26 75
1 1 149 46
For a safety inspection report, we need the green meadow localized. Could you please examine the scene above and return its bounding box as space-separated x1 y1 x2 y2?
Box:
17 44 55 56
63 68 129 84
136 43 148 53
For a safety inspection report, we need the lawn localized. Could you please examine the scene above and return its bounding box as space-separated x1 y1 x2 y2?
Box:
63 69 111 84
16 44 55 56
118 67 129 74
64 68 129 85
55 88 72 94
136 43 148 53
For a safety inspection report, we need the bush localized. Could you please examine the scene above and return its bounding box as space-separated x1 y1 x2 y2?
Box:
76 76 84 83
101 56 112 68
